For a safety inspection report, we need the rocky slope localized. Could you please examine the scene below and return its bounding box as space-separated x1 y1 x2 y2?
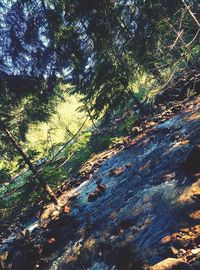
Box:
2 95 200 270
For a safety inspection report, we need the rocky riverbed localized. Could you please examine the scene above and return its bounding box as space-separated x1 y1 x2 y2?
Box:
1 96 200 270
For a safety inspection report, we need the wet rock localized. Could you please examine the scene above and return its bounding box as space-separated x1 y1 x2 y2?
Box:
109 167 124 176
95 188 103 195
119 219 135 231
171 105 182 113
78 238 112 267
177 248 187 257
97 184 106 192
171 233 191 248
161 235 172 245
63 206 71 214
181 228 190 234
170 246 179 255
42 237 57 256
131 126 142 136
151 258 193 270
51 210 60 220
191 248 200 255
182 145 200 174
189 210 200 220
0 251 8 270
88 192 98 202
125 162 133 168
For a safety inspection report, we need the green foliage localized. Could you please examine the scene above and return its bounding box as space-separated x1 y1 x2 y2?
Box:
0 0 200 223
42 165 66 189
0 168 10 185
115 115 136 135
64 132 93 174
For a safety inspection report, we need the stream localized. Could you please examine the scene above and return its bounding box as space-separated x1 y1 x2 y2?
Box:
47 104 200 269
2 102 200 270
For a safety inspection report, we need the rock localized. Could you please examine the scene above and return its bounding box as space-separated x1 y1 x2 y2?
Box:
161 235 172 245
88 192 98 202
191 248 200 255
42 237 57 255
47 237 56 244
125 162 133 168
95 188 102 195
61 255 79 270
97 184 106 192
181 228 190 233
0 251 8 269
131 126 141 136
170 246 179 255
109 167 124 176
63 206 71 214
189 210 200 220
171 105 182 113
171 233 191 248
151 258 193 270
146 121 156 128
182 145 200 174
51 210 60 219
119 219 135 231
177 249 187 256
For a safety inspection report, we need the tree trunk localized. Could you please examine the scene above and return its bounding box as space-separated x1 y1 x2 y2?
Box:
2 126 58 204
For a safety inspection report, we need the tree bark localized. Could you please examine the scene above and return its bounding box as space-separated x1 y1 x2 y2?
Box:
2 126 58 203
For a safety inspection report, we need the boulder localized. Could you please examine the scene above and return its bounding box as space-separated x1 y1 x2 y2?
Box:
97 183 106 192
109 167 124 176
88 192 98 202
151 258 193 270
182 145 200 174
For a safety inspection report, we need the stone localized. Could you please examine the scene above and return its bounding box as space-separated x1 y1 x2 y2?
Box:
189 210 200 220
181 228 190 233
125 162 133 168
119 219 135 231
109 167 124 176
95 188 103 195
42 237 57 256
88 192 98 202
171 246 179 255
191 248 200 255
97 184 106 192
51 210 60 219
177 249 187 256
161 235 172 245
63 206 71 214
61 255 79 270
131 126 142 136
182 145 200 174
0 251 8 269
151 258 193 270
171 233 191 248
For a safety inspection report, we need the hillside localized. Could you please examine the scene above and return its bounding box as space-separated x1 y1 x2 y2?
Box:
0 1 200 270
1 94 200 270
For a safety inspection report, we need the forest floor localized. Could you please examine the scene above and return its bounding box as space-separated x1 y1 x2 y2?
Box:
1 94 200 270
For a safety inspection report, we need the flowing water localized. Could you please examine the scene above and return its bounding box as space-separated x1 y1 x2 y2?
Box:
47 105 200 269
2 104 200 269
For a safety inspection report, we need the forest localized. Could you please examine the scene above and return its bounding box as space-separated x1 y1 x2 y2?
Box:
0 0 200 269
